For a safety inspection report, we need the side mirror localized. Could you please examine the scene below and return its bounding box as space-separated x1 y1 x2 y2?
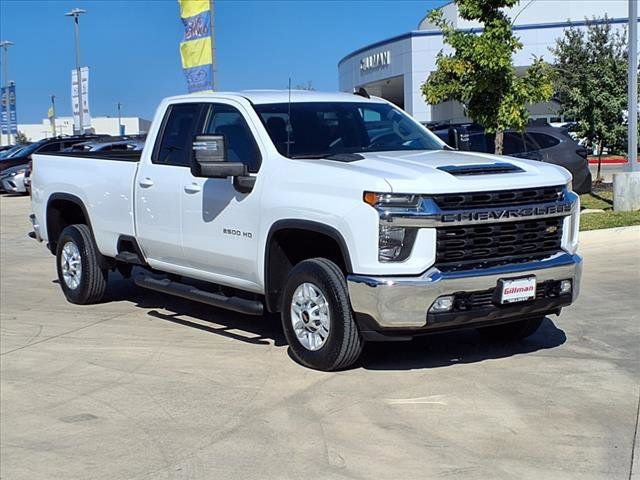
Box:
191 134 246 178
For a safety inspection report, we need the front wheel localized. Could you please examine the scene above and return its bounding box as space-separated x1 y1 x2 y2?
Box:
477 316 544 342
281 258 363 371
56 224 108 304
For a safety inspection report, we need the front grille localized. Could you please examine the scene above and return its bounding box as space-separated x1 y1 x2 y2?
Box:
435 218 563 272
432 185 564 210
452 280 569 311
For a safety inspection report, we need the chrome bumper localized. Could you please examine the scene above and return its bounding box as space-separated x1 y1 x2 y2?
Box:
347 252 582 329
29 214 43 242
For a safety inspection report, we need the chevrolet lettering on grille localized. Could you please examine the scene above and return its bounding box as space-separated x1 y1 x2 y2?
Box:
440 202 574 224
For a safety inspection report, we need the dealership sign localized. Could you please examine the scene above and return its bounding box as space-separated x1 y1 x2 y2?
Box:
360 51 390 72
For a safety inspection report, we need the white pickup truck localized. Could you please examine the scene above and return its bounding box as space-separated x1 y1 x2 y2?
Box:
30 90 582 370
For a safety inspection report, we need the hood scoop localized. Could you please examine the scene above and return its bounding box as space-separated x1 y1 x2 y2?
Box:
438 162 524 176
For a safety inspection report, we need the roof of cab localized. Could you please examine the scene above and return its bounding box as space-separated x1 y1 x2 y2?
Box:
164 90 387 105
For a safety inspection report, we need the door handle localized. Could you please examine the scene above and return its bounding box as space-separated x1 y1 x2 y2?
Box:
138 177 154 188
184 183 202 194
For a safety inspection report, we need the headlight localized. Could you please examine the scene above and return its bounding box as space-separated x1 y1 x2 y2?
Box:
378 225 416 262
364 191 420 208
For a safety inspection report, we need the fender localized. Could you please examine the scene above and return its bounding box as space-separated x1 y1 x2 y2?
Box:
45 193 112 269
264 219 353 312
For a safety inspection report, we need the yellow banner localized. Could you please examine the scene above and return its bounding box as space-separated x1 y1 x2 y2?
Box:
178 0 209 19
180 36 213 69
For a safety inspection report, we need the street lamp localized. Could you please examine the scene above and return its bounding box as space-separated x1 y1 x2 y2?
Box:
0 40 14 146
117 102 123 135
65 8 86 135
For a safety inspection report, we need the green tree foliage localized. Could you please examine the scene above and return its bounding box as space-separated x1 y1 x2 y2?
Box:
15 131 29 144
421 0 554 154
551 17 633 181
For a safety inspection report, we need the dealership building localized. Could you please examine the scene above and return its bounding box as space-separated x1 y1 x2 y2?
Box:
338 0 632 123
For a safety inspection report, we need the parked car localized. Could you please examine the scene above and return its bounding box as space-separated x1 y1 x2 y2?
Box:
0 135 107 173
30 91 581 371
0 144 31 159
64 137 145 153
426 121 592 194
0 164 28 194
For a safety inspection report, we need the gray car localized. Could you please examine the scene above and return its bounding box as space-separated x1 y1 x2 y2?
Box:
427 121 592 194
0 164 28 194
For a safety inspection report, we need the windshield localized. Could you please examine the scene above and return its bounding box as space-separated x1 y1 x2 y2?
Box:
253 102 444 158
0 145 26 159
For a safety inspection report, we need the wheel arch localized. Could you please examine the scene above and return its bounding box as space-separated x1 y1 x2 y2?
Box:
264 219 353 313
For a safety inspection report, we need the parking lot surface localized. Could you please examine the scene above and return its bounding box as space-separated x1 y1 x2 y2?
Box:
1 195 639 480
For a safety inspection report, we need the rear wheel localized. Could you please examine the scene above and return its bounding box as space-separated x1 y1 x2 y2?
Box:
477 316 544 342
281 258 363 371
56 224 108 304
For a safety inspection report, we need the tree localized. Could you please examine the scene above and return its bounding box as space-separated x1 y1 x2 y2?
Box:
551 17 632 182
15 131 29 144
421 0 554 154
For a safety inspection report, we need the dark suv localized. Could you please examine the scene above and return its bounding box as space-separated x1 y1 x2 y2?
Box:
0 135 107 173
426 121 592 194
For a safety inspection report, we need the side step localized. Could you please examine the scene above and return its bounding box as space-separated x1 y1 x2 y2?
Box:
134 275 264 316
115 251 146 265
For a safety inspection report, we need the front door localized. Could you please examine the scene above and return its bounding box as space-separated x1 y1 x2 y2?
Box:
135 102 205 266
180 101 264 288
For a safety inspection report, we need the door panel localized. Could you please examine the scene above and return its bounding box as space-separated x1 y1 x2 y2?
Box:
135 163 185 265
180 101 262 285
135 102 204 266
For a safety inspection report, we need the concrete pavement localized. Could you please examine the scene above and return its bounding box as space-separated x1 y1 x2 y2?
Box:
1 195 639 480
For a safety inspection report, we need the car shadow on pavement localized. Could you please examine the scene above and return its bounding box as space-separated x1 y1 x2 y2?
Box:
104 272 287 347
360 318 566 371
99 272 565 368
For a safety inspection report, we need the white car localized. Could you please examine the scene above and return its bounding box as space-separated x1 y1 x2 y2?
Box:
1 164 28 194
29 90 582 370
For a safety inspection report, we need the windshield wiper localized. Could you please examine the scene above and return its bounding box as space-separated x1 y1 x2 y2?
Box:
289 153 364 162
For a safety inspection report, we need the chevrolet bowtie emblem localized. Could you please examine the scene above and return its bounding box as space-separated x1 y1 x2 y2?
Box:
546 225 558 234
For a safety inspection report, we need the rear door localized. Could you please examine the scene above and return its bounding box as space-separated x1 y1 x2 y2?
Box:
135 102 205 266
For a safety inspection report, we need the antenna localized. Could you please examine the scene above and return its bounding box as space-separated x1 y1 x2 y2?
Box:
286 77 292 157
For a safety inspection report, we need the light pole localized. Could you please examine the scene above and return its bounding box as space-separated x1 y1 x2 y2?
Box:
0 40 14 146
50 95 57 137
628 0 638 172
117 102 123 135
65 8 86 135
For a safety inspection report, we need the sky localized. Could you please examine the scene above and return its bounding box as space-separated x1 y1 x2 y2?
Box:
0 0 448 123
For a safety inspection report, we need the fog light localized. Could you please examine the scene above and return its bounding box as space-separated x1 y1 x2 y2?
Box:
559 280 572 294
429 295 454 313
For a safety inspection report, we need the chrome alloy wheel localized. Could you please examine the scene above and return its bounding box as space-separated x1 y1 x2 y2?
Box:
290 282 331 351
61 241 82 290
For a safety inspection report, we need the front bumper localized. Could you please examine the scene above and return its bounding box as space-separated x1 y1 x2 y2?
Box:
347 252 582 333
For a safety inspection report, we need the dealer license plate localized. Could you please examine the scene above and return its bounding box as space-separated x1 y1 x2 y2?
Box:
497 276 537 304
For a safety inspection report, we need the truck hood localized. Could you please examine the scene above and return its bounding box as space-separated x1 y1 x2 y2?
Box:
323 149 571 193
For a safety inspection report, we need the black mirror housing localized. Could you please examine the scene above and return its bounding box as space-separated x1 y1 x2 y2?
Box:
191 134 246 178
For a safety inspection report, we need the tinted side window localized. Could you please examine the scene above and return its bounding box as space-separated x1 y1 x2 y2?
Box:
204 104 261 173
38 142 62 153
528 132 560 150
154 103 203 166
503 133 527 155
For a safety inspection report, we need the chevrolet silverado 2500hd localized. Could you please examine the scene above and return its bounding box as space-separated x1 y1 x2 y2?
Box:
30 91 582 371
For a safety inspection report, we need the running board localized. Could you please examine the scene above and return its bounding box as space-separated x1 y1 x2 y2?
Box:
134 275 264 316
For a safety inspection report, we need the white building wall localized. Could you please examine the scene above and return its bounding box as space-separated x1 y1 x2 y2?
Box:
17 116 151 141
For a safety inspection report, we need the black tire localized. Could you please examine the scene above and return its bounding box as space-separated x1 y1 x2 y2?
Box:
477 316 544 342
56 224 108 305
281 258 363 371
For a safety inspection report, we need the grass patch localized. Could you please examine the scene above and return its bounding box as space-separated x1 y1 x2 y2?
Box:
580 190 612 210
580 211 640 231
579 189 640 230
